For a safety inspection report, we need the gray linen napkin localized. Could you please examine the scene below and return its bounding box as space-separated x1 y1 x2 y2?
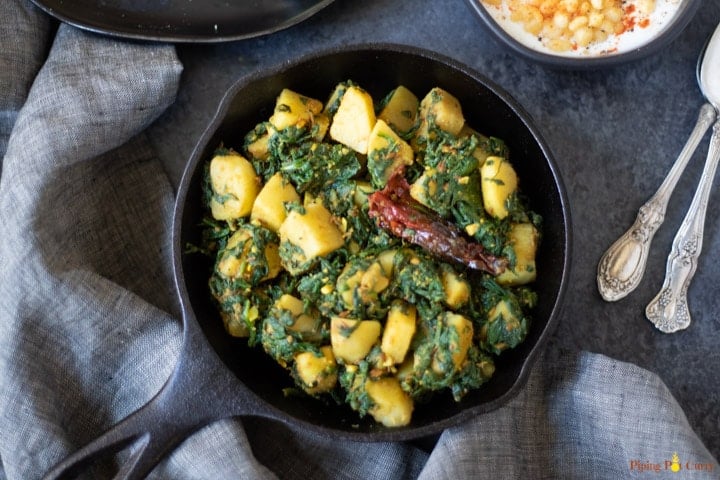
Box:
1 2 717 479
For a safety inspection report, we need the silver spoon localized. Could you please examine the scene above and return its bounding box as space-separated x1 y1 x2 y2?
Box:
597 25 720 303
645 24 720 333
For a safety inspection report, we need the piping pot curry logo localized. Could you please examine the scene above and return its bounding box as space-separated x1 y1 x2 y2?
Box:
628 452 716 474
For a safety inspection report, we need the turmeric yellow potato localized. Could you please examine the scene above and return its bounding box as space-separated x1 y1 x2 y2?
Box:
246 134 269 161
376 249 397 277
497 223 539 286
483 299 524 353
220 302 259 338
460 125 496 167
337 260 391 310
278 200 345 273
209 152 260 220
294 346 337 395
381 301 417 365
377 85 419 136
409 168 438 209
251 172 301 232
367 119 414 186
431 313 473 374
274 294 320 334
365 377 414 427
313 112 331 141
269 88 323 131
414 87 465 145
330 317 381 364
441 267 471 310
352 180 374 207
329 85 376 154
216 227 281 283
480 156 518 219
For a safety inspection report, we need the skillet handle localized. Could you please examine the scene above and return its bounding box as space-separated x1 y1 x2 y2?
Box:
43 326 262 480
42 386 195 480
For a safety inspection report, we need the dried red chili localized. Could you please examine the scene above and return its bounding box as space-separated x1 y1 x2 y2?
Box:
367 172 508 275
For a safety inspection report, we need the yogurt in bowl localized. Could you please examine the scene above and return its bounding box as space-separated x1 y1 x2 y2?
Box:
467 0 701 67
481 0 683 57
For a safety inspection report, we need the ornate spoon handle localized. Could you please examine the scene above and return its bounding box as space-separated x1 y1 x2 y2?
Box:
646 119 720 333
597 104 717 301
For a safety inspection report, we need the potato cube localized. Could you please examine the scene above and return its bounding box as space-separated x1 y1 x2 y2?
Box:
367 119 414 187
352 180 374 207
323 82 350 116
381 301 417 365
376 249 397 277
337 260 390 310
330 317 381 364
313 112 330 141
414 87 465 145
274 294 319 334
446 313 473 370
377 85 419 136
278 200 345 273
409 168 438 208
245 125 274 161
269 88 323 131
220 302 259 338
216 227 281 283
432 313 473 374
329 85 376 154
251 172 301 232
483 299 524 353
209 152 260 220
294 346 337 395
480 156 518 219
365 377 414 427
497 223 539 286
441 267 471 309
460 125 500 167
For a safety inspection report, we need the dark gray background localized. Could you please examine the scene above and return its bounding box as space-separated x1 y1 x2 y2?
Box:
145 0 720 460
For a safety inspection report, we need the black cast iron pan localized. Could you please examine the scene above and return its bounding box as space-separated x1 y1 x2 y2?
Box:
44 44 571 479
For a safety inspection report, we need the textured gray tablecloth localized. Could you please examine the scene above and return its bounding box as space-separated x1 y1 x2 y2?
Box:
1 1 717 479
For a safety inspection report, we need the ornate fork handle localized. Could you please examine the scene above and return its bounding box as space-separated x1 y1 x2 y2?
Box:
597 104 717 301
646 119 720 333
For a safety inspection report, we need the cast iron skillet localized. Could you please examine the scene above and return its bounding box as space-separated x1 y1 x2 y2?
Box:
44 44 571 479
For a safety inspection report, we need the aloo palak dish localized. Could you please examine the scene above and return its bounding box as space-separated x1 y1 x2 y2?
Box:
198 81 542 427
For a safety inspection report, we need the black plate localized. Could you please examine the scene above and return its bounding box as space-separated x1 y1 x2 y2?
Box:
29 0 334 43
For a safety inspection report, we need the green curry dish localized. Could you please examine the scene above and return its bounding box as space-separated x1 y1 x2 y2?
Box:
199 82 544 428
